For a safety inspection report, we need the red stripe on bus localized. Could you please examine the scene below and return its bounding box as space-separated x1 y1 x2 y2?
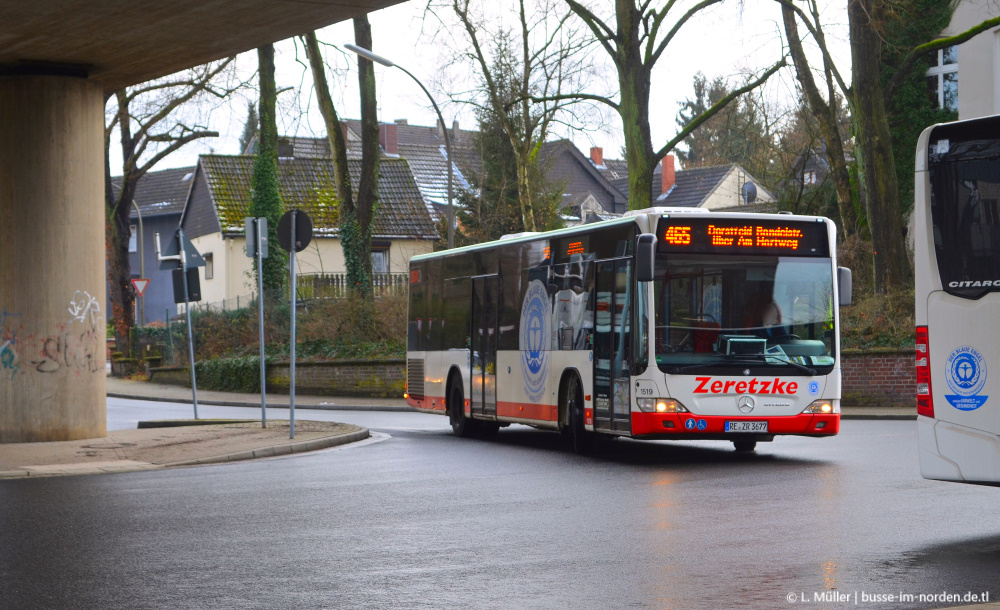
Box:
407 396 447 411
497 401 558 421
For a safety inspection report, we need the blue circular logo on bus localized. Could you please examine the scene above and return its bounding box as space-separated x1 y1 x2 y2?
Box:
520 280 550 403
946 346 987 398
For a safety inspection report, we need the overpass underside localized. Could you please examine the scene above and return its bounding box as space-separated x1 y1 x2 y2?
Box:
0 0 403 442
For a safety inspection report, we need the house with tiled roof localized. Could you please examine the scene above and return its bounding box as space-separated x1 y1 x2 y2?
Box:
179 153 438 306
108 166 196 323
589 149 777 213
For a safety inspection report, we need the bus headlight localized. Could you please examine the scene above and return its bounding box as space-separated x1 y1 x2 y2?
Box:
638 398 689 413
802 400 836 414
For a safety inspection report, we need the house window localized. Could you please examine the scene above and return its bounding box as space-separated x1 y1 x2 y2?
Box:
204 253 214 280
128 224 137 253
371 247 389 275
803 170 817 185
927 45 958 111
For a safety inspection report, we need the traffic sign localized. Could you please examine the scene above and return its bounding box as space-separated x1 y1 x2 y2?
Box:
158 230 206 270
131 278 150 297
277 210 313 253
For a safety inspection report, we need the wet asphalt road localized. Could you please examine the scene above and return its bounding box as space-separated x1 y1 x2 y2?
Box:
1 400 998 609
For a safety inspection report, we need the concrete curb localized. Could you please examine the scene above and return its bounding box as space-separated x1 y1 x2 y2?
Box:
164 428 371 467
0 428 371 480
107 392 414 412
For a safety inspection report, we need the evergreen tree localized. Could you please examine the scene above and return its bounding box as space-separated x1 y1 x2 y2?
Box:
676 72 772 178
239 102 259 154
454 103 563 247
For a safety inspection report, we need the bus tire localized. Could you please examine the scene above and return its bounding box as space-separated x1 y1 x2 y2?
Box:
565 374 592 454
449 379 477 438
733 440 757 452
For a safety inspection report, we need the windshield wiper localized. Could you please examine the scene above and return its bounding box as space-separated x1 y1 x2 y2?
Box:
668 355 816 376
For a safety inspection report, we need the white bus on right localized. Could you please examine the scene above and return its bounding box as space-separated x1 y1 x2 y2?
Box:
915 115 1000 486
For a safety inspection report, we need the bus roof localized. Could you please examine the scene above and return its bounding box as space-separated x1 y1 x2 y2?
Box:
412 209 833 262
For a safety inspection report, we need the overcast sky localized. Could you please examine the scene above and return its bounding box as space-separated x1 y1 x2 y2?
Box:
115 0 851 173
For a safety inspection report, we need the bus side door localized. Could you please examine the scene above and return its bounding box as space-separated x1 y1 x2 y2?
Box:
593 260 632 433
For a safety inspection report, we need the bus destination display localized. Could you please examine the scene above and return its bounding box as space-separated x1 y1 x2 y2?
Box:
656 217 829 257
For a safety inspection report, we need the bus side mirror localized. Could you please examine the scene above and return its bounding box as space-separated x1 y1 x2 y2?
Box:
636 233 656 282
838 267 853 306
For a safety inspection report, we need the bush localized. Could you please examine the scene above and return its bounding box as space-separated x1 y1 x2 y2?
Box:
837 235 915 351
177 292 408 364
195 355 270 393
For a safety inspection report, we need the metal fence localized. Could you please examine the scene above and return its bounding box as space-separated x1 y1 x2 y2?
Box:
300 272 409 299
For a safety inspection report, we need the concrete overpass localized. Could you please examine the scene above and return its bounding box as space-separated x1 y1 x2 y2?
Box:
0 0 403 442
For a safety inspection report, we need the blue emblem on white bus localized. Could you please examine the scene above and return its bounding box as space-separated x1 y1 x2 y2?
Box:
945 346 988 411
520 280 550 403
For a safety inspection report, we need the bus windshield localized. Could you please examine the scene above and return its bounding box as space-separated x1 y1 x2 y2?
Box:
653 255 835 374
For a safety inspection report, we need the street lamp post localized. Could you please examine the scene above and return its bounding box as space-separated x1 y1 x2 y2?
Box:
344 43 455 249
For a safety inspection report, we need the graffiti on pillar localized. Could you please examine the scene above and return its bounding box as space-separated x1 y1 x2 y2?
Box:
68 290 102 327
0 291 104 381
1 309 20 379
32 291 104 375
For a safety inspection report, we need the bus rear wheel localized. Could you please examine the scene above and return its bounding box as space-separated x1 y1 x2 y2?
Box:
565 375 593 454
733 440 757 452
449 380 477 438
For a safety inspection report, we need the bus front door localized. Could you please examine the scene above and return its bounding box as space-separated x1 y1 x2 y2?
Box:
593 260 633 433
471 275 498 418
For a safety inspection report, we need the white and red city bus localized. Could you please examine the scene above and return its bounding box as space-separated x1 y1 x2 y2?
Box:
406 207 851 452
915 115 1000 485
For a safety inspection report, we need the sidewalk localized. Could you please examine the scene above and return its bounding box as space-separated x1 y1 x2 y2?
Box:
0 420 369 480
106 377 916 420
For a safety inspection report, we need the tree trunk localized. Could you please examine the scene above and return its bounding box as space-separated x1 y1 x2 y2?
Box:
106 92 136 352
304 32 354 212
613 1 656 211
258 45 278 156
345 15 379 300
515 150 537 231
619 70 655 210
849 0 911 292
252 44 287 294
782 5 858 237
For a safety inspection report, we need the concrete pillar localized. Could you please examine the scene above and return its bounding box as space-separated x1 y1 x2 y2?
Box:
0 75 106 442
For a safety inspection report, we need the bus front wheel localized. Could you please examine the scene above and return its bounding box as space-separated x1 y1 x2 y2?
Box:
449 380 477 438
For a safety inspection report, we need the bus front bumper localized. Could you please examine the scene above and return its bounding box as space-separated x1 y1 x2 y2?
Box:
631 412 839 438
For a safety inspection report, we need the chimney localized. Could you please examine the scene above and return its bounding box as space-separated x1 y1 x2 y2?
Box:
379 122 398 155
661 155 676 195
394 118 408 125
590 147 604 166
452 120 459 139
437 118 445 140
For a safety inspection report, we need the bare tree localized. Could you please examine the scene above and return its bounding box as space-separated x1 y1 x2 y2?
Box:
105 59 240 343
778 0 1000 292
781 2 857 237
302 16 381 300
435 0 598 231
546 1 785 210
